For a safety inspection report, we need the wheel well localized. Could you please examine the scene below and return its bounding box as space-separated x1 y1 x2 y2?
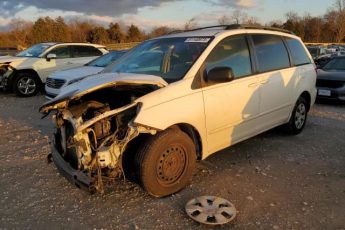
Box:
13 69 42 86
300 91 311 111
121 133 151 179
172 123 203 160
121 123 203 178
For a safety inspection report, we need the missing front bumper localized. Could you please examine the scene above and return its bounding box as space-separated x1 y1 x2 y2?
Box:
50 145 97 193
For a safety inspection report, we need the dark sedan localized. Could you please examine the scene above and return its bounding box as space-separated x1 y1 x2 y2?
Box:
316 56 345 101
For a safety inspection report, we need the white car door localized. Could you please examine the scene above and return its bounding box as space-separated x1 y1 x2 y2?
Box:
250 34 294 129
35 45 75 82
201 35 261 154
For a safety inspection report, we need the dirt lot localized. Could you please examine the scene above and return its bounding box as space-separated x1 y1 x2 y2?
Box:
0 92 344 230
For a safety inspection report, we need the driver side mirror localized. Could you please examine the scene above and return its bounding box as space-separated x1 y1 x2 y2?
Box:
205 67 234 84
46 53 57 61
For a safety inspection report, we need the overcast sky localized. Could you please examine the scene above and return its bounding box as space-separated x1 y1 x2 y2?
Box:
0 0 334 31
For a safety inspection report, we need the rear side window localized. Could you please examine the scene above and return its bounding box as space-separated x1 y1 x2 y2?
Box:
285 38 311 66
205 35 252 78
72 46 103 58
252 35 290 73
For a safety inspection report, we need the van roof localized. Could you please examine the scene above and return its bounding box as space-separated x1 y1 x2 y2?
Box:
162 24 297 39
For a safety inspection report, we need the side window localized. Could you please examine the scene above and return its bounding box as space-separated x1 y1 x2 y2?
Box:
72 46 103 58
205 36 252 79
285 38 311 66
252 35 290 72
48 46 71 59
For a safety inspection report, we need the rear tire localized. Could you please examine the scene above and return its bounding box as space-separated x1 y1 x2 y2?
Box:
13 72 40 97
284 97 308 135
135 129 196 197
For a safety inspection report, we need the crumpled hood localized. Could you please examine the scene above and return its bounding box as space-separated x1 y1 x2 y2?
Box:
317 69 345 81
40 72 168 113
0 56 27 64
50 66 104 81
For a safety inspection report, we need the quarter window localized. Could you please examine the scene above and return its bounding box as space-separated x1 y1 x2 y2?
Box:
285 38 311 66
252 35 290 72
205 36 252 78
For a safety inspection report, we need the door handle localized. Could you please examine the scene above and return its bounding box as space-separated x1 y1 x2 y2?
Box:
260 79 269 85
248 83 258 88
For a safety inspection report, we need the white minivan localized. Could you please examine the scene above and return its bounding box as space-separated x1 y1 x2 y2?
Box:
40 25 317 197
0 43 108 96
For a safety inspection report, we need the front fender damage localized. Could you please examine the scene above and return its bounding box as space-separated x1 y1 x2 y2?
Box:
41 79 164 193
49 102 157 193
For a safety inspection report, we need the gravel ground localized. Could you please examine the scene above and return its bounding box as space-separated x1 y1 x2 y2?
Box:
0 92 344 230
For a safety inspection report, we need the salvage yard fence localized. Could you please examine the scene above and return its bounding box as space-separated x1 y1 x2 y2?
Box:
304 42 345 46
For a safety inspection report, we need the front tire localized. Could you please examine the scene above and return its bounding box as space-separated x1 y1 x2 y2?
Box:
136 129 196 197
284 97 308 135
14 72 39 97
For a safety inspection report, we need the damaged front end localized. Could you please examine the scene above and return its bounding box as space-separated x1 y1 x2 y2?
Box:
0 63 14 90
40 74 165 193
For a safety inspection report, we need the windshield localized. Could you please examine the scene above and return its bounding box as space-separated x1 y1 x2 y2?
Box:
87 51 126 67
104 37 212 83
323 58 345 71
16 43 54 57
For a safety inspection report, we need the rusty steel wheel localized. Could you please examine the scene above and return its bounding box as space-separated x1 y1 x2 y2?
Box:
186 196 236 225
136 129 196 197
156 144 187 186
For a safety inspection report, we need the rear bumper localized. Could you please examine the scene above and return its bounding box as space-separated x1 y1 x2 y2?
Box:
51 143 96 193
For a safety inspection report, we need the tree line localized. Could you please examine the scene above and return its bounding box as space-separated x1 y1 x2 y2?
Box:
0 0 344 48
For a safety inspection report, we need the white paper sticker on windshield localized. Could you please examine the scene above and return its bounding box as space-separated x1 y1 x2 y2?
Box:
185 38 210 43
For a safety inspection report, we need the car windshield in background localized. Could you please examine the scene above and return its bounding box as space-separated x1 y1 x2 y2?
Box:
308 47 318 58
323 58 345 71
87 51 126 68
16 43 54 58
104 37 212 83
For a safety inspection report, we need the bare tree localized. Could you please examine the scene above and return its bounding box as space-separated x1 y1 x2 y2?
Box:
218 15 231 25
232 9 248 24
243 16 261 26
334 0 345 12
184 18 197 30
332 0 345 42
218 10 249 25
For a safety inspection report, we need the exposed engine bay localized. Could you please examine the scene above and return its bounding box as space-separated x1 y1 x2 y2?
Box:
42 83 160 193
0 63 13 89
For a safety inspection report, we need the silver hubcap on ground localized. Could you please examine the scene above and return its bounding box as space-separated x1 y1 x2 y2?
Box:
185 196 236 225
17 77 36 95
295 103 306 129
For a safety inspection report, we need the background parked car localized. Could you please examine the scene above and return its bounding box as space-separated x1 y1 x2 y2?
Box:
316 56 345 101
314 55 332 69
307 46 326 59
0 42 108 97
45 50 127 99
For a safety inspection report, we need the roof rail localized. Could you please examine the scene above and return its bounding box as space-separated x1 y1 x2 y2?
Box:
168 25 229 35
225 24 295 35
168 24 294 35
